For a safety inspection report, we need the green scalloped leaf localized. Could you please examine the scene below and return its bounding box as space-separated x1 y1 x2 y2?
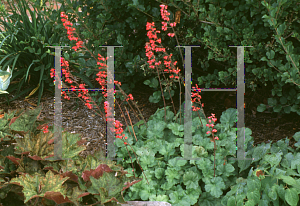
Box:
10 170 69 203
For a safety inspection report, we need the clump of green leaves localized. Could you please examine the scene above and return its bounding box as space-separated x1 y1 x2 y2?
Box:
115 104 300 206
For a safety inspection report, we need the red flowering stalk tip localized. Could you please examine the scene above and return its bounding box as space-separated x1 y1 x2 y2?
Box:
191 84 219 141
145 4 178 80
206 114 218 140
42 125 49 133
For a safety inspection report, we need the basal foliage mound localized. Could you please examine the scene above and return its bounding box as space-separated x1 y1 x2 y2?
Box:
0 105 142 206
114 102 300 206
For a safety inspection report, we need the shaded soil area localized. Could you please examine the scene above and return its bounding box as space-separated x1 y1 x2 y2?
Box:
1 77 300 159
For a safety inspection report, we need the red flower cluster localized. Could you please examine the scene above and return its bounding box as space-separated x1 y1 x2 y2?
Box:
49 11 133 144
42 125 49 133
145 4 179 80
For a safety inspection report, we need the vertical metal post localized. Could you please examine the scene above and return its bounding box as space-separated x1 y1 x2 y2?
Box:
176 46 202 161
45 45 70 161
228 46 254 161
103 46 122 160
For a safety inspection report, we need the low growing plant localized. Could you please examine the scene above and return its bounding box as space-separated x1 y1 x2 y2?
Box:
0 105 142 205
114 102 300 206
